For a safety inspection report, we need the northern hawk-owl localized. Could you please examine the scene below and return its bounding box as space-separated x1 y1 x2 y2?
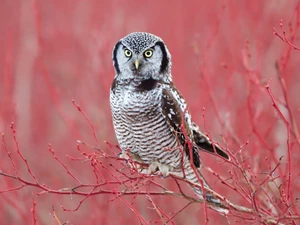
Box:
110 32 229 213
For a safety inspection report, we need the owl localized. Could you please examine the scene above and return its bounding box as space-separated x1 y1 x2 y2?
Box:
110 32 229 213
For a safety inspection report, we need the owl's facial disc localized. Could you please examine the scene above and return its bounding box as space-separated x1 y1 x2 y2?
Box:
112 32 172 82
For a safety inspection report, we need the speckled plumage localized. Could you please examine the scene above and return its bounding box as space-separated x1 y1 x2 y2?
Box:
110 32 229 213
122 32 160 53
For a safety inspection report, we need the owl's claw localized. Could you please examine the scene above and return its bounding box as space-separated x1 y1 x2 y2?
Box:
147 162 171 177
118 151 147 172
118 152 174 178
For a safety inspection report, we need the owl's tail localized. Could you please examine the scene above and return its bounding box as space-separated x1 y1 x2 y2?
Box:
185 165 229 214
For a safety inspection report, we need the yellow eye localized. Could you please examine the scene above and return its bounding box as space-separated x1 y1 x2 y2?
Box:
144 50 153 58
124 49 132 57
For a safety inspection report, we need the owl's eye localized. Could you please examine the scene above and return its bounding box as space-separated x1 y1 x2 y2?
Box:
144 50 153 58
124 49 132 57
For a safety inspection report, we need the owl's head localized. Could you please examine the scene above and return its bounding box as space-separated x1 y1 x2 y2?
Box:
112 32 172 82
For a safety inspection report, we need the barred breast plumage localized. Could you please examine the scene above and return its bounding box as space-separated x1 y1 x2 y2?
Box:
110 82 183 169
110 32 229 213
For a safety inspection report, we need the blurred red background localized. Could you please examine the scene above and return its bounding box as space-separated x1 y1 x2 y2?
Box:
1 1 300 224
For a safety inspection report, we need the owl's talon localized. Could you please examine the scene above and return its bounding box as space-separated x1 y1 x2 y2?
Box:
147 162 159 175
146 162 171 177
158 164 170 177
118 151 129 159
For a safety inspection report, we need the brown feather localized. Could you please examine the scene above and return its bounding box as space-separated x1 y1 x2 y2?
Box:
161 87 201 167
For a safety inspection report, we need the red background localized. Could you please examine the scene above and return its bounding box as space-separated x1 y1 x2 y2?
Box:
1 1 300 224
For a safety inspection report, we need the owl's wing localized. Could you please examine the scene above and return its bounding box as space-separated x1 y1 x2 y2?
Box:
191 122 229 160
161 86 201 167
161 85 229 162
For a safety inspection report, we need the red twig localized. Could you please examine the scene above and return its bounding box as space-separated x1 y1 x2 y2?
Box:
146 194 175 225
0 184 27 193
2 133 19 177
166 202 193 223
72 99 99 146
94 163 149 225
273 27 300 50
10 123 39 183
62 186 97 212
265 80 291 201
48 144 82 185
181 108 209 224
51 206 67 225
273 5 300 51
31 198 37 225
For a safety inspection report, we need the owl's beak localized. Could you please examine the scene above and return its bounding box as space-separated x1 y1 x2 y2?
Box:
134 59 140 70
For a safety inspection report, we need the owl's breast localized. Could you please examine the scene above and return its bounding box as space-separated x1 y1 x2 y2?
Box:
110 85 182 167
111 87 162 120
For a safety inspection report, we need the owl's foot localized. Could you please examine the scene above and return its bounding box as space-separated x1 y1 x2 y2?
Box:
118 151 143 162
118 152 176 178
118 151 146 172
146 162 172 177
